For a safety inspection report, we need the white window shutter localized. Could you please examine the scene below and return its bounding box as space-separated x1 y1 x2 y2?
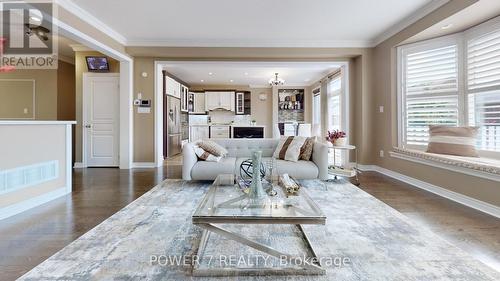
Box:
403 44 459 146
467 28 500 151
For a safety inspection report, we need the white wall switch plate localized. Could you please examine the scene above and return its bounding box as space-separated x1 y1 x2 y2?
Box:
379 150 384 158
379 106 384 113
23 108 28 114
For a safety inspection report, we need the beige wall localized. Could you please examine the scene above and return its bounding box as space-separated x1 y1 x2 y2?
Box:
0 70 57 120
57 61 76 121
371 0 500 207
74 51 119 162
0 124 68 209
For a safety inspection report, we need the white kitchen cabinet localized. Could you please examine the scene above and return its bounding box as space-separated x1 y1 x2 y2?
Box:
180 85 189 112
190 126 209 141
165 76 181 99
235 92 244 114
192 92 206 114
205 91 235 111
210 125 230 138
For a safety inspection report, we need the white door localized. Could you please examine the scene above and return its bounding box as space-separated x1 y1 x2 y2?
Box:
83 74 120 167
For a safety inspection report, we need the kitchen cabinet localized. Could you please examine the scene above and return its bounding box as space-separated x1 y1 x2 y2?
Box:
191 92 206 114
164 76 181 99
210 125 231 138
235 92 244 114
190 126 209 141
180 85 189 112
235 91 251 115
205 91 235 111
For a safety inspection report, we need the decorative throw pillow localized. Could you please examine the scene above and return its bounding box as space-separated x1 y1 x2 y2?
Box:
299 137 316 161
197 140 228 157
426 125 479 157
194 145 222 162
273 136 307 162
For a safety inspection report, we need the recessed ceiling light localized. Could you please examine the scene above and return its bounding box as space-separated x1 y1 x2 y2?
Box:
200 79 204 82
208 72 213 75
230 80 234 83
30 16 41 22
244 72 249 75
441 23 453 30
304 78 311 82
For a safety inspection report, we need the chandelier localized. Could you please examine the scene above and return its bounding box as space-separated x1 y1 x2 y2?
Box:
269 73 284 86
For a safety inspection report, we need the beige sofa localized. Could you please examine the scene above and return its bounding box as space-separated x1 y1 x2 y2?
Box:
182 138 329 181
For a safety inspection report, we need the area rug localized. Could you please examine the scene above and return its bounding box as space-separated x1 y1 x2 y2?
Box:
19 179 500 280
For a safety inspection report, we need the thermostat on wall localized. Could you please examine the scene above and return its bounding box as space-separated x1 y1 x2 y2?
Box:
139 99 151 107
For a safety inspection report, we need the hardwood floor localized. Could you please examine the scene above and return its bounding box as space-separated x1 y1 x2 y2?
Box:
0 161 498 280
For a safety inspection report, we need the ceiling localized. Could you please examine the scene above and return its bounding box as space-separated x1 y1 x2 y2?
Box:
405 0 500 44
65 0 443 47
161 61 342 87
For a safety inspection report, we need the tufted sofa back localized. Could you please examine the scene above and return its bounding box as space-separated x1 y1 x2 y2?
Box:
208 138 279 158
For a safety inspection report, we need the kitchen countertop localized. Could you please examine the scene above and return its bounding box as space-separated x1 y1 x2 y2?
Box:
189 124 265 127
231 124 265 127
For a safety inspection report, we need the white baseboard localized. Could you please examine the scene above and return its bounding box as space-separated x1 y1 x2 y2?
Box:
0 187 70 221
73 162 85 168
132 162 157 168
357 165 500 219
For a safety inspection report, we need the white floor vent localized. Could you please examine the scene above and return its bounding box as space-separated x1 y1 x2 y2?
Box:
0 161 59 194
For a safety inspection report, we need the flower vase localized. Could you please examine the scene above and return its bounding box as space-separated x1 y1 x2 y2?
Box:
334 137 347 146
249 151 266 199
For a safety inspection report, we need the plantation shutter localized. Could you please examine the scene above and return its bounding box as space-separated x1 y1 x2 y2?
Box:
467 28 500 151
403 44 459 146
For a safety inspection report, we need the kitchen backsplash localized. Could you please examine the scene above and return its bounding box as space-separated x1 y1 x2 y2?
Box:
188 111 252 125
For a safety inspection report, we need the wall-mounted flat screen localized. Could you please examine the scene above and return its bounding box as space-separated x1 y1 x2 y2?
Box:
86 56 109 72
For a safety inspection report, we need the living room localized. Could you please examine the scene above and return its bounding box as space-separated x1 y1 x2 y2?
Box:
1 0 500 280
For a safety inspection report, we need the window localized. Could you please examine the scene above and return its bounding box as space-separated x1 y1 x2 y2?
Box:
327 76 343 164
327 76 342 131
312 88 321 137
398 17 500 157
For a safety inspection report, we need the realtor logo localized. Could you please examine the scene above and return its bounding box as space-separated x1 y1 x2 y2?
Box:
0 1 58 69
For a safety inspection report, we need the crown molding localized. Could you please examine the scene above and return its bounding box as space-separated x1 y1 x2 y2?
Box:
372 0 450 46
126 38 374 48
58 54 75 64
69 44 92 52
55 0 127 45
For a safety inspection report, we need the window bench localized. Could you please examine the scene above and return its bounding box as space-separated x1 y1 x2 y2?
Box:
389 147 500 182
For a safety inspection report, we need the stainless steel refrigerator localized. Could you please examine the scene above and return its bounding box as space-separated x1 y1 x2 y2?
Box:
165 96 182 158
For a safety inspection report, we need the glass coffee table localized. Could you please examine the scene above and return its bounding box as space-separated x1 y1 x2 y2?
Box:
192 174 326 276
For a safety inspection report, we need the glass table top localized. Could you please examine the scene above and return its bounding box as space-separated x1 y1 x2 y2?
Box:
192 175 326 225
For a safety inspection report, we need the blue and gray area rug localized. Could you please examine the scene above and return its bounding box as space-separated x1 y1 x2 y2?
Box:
19 180 500 280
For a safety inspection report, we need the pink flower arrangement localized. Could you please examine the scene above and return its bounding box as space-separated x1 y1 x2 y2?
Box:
326 130 346 144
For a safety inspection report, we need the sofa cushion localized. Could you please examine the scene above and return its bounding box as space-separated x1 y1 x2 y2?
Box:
197 140 228 157
273 136 307 162
299 137 316 160
276 159 319 179
191 157 236 180
210 139 279 158
193 145 222 162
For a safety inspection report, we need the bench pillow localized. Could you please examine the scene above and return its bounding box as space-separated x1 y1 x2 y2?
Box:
426 125 479 157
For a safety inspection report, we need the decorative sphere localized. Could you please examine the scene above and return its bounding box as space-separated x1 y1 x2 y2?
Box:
239 159 266 185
